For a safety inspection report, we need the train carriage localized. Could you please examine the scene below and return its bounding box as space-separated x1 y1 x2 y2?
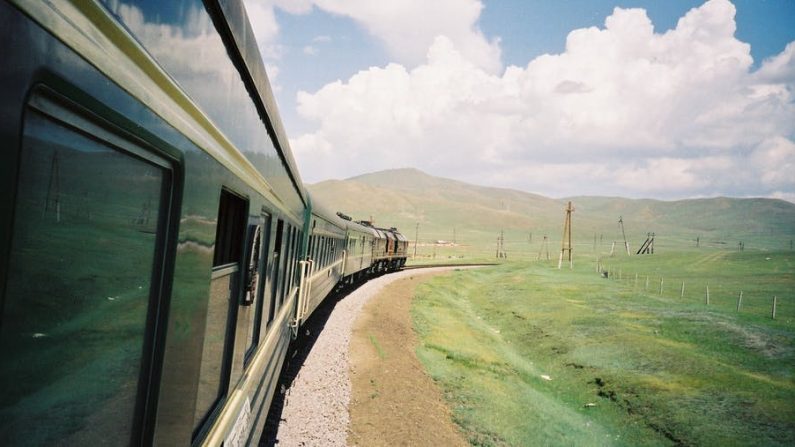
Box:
341 220 378 282
0 0 307 445
0 1 409 446
293 195 346 327
368 226 408 273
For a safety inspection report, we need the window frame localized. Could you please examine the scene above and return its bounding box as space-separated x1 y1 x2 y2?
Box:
193 188 249 441
6 86 178 446
244 209 272 366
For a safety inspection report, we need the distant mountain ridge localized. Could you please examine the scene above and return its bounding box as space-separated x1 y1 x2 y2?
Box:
309 168 795 249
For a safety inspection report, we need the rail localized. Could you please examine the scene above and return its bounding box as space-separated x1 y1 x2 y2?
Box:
402 262 497 270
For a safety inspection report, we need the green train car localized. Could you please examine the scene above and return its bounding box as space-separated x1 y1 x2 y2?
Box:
0 1 406 445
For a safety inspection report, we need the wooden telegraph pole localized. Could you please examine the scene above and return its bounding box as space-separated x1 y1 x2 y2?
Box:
538 235 550 261
496 230 507 259
619 216 630 255
611 216 630 256
413 222 419 258
558 201 574 269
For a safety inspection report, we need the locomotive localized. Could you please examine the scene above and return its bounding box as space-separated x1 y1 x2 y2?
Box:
0 0 407 445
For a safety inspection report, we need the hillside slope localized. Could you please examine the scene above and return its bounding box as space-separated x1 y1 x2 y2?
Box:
308 168 795 251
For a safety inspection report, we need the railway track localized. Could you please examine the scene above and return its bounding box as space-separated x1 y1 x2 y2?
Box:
402 262 498 270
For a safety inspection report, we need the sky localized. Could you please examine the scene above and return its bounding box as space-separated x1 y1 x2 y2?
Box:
242 0 795 201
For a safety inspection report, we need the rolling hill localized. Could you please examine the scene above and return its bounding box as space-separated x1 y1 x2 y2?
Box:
308 168 795 254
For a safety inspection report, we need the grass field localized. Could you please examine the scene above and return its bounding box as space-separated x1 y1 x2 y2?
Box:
412 249 795 446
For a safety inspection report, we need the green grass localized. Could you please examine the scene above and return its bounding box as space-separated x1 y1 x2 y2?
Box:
412 250 795 446
369 334 387 359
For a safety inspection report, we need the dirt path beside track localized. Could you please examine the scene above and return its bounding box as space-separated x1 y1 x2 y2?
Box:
348 271 468 447
264 267 473 447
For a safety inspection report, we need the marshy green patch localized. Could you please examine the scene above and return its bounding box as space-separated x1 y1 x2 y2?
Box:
412 250 795 446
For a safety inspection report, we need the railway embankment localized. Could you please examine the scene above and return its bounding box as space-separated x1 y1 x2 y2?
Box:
262 266 476 446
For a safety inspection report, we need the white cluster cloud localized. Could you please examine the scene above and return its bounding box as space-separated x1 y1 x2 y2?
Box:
287 0 795 199
244 0 500 72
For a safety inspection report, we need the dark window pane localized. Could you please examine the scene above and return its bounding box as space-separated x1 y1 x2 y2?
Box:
267 220 284 326
0 110 165 445
212 191 246 266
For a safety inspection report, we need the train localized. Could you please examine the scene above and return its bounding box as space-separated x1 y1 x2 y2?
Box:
0 1 408 445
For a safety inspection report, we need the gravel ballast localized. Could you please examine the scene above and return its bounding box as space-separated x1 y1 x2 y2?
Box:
269 267 464 446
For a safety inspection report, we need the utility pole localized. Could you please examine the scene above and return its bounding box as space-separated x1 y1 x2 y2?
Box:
496 230 506 259
558 201 574 269
413 222 419 258
538 235 550 261
619 216 630 255
637 232 655 255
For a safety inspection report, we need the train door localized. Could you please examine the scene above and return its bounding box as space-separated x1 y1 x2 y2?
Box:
244 211 271 364
193 188 248 440
266 219 285 328
360 235 366 270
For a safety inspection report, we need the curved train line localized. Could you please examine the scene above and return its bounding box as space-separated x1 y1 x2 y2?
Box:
0 1 410 445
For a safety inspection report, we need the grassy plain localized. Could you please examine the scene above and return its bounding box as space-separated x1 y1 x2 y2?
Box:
412 249 795 446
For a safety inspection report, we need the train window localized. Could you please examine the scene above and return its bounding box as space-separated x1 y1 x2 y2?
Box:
267 219 284 327
281 226 292 304
325 236 330 266
0 102 172 445
318 236 325 267
285 227 296 295
193 189 247 437
212 192 246 266
245 211 271 363
291 230 298 286
293 231 302 287
279 226 292 305
324 238 328 265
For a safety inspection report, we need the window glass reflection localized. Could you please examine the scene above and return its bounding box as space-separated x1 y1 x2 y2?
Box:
99 0 302 212
0 111 164 445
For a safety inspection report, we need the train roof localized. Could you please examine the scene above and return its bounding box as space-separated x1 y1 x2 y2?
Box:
307 192 379 235
216 1 306 202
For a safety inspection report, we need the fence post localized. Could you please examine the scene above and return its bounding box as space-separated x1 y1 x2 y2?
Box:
705 285 710 305
659 277 664 295
680 281 685 298
772 296 777 319
736 291 743 311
